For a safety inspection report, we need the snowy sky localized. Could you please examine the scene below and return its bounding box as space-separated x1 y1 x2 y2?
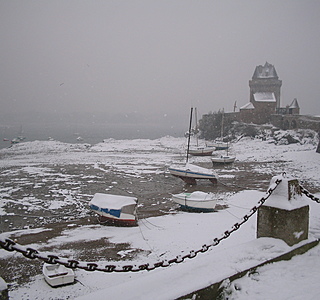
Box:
1 0 319 121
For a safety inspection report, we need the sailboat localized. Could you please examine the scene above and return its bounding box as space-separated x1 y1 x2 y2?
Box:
168 107 218 185
188 108 213 156
211 144 236 164
206 112 229 150
211 113 236 164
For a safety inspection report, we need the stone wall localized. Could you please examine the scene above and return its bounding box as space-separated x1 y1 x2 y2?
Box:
200 111 320 139
270 114 320 131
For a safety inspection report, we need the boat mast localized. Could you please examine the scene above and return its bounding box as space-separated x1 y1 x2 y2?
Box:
220 111 224 139
194 107 198 147
186 107 193 163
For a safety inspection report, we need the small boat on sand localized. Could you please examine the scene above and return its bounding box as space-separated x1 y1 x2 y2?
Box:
169 163 218 185
172 191 217 212
211 155 236 164
187 108 213 156
89 193 138 226
169 108 218 185
189 147 214 156
43 263 75 287
211 139 235 164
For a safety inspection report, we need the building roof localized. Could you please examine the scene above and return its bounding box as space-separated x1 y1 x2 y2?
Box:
252 62 278 79
289 98 299 109
253 92 276 102
240 102 255 110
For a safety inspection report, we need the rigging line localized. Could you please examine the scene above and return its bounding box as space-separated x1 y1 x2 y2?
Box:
228 203 253 210
225 208 242 220
137 220 161 260
5 212 88 219
142 218 165 229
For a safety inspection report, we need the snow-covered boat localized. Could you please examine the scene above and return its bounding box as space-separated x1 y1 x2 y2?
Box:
42 263 75 287
189 147 214 156
168 163 218 185
89 193 138 226
172 191 217 212
211 155 236 164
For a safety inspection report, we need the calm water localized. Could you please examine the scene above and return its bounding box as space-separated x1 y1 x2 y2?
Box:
0 121 185 150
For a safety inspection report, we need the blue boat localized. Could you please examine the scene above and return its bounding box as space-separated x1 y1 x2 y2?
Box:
89 193 138 226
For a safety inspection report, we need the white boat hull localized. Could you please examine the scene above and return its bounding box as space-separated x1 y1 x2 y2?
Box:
168 163 218 184
189 147 213 156
43 263 75 287
172 191 217 212
211 155 236 164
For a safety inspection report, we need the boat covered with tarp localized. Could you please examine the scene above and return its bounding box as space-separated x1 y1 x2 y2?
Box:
89 193 138 226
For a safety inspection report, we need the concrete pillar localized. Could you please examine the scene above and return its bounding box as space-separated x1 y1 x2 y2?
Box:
257 174 309 246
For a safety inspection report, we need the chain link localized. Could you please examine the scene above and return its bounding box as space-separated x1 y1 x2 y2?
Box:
0 179 283 273
300 185 320 203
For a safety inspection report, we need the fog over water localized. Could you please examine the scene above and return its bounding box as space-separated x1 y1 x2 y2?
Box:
1 1 319 146
0 111 185 149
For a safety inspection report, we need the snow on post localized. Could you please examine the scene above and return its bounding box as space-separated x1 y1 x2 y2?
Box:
257 173 309 246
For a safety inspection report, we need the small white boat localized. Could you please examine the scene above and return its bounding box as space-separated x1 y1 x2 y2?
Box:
172 191 217 212
168 163 218 185
187 108 213 156
189 147 214 156
43 263 75 287
211 155 236 164
89 193 138 226
11 136 25 144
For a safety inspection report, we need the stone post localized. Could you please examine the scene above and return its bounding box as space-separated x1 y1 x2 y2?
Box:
257 173 309 246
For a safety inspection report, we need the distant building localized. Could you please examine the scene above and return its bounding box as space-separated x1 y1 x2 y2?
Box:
240 62 299 124
200 61 319 139
250 61 282 108
277 98 300 115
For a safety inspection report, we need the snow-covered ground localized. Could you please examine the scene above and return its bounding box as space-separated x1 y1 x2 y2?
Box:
0 131 319 299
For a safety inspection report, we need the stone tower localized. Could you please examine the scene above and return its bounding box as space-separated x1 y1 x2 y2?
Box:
249 62 282 111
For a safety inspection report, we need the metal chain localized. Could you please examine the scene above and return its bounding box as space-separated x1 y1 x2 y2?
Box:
0 179 282 273
300 185 320 203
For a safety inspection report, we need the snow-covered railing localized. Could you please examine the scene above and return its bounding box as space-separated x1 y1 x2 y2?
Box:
300 185 320 203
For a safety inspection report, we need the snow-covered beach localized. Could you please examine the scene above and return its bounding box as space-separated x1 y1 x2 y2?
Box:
0 130 320 299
